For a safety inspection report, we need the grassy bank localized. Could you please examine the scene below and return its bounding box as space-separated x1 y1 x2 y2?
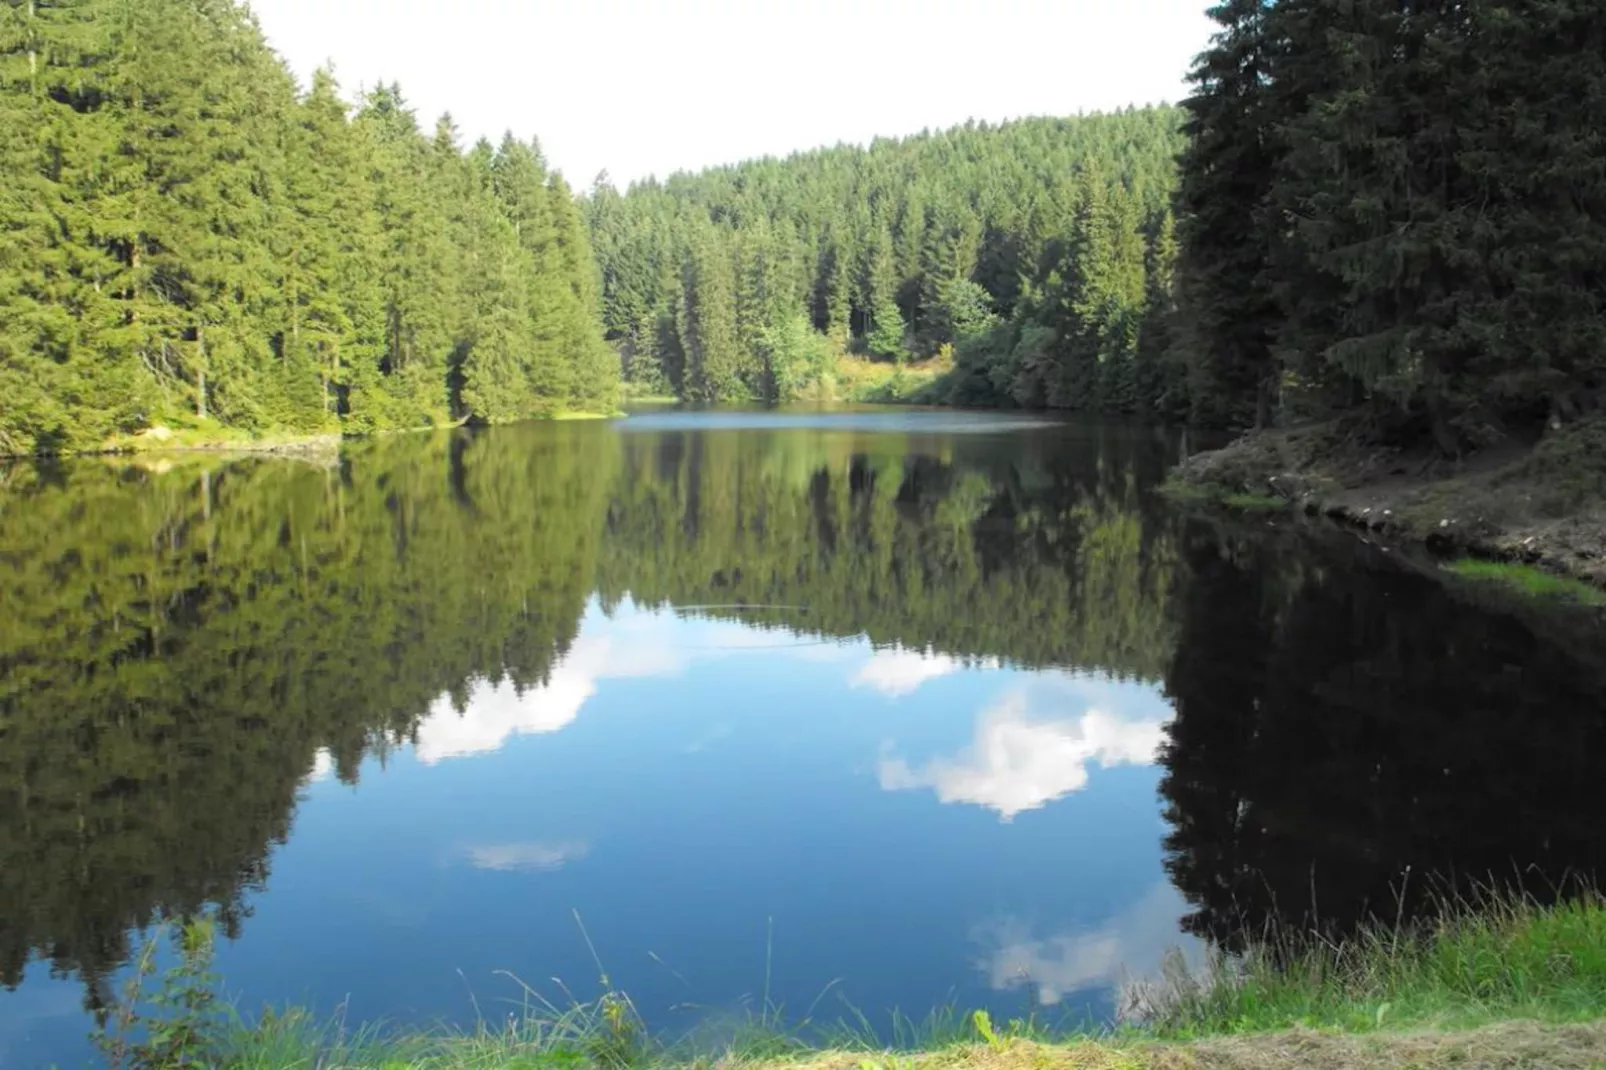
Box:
100 422 346 457
101 896 1606 1069
1442 560 1606 607
16 409 627 461
1139 894 1606 1038
832 355 953 404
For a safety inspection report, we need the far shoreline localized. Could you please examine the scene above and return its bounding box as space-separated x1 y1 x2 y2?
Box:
0 411 625 462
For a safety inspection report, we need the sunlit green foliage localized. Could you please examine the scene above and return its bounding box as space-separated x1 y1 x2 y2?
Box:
586 112 1187 412
0 0 616 455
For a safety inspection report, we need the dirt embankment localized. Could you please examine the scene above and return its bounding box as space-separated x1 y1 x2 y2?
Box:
1171 418 1606 588
791 1023 1606 1070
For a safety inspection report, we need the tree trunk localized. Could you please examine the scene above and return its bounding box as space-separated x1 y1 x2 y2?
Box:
26 0 36 83
196 326 208 420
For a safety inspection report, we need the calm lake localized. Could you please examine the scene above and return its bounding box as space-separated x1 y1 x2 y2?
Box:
2 409 1604 1066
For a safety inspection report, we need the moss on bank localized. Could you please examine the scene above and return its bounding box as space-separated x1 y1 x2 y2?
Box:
1443 560 1606 607
1159 483 1289 513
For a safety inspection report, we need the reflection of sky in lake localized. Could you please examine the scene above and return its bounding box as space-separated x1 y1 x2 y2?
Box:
274 600 1194 1031
4 599 1195 1064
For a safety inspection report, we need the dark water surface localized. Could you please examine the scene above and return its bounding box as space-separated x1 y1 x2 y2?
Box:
2 410 1604 1066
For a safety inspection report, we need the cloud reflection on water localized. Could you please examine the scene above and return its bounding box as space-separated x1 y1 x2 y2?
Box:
976 882 1197 1006
412 633 672 764
408 601 866 764
878 678 1171 821
462 840 590 872
852 648 965 697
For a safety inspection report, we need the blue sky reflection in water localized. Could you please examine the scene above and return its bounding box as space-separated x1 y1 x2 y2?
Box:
5 411 1606 1067
255 601 1187 1035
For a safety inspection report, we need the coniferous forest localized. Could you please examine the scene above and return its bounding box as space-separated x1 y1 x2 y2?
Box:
585 110 1189 413
589 1 1605 451
3 0 1603 454
0 0 616 457
1172 0 1605 445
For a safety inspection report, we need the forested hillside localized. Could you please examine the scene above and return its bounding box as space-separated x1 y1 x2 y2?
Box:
0 0 615 457
593 1 1605 455
586 110 1189 413
1176 0 1605 445
8 0 1599 458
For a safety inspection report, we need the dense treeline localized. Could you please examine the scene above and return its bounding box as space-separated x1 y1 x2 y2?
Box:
592 1 1606 449
0 0 615 456
1175 0 1606 443
586 111 1190 414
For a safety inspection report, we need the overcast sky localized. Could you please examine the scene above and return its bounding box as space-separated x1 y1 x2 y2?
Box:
248 0 1214 188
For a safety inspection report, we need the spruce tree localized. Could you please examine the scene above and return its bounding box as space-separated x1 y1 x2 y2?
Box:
678 222 743 402
1172 0 1282 429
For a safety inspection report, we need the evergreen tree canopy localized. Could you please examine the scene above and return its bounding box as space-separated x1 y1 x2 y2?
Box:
0 0 617 456
585 110 1189 411
1173 0 1606 446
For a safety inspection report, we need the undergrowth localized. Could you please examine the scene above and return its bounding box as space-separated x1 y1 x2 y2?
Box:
834 356 951 404
1489 417 1606 518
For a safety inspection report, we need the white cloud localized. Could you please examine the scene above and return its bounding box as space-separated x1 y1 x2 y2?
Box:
976 882 1198 1006
852 648 964 698
878 686 1169 820
463 840 590 872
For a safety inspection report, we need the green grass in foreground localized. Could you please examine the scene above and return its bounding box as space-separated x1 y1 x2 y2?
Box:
102 895 1606 1069
1138 894 1606 1039
1444 559 1606 607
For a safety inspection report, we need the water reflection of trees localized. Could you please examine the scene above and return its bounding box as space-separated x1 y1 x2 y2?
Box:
1158 520 1606 950
0 430 614 1008
0 420 1179 1008
595 424 1180 677
5 419 1603 1010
